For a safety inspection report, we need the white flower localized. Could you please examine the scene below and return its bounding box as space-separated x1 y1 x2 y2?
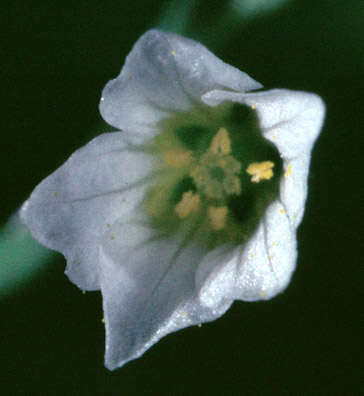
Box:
21 30 325 369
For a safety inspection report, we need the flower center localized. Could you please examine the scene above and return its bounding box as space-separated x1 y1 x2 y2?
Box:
190 128 242 202
143 102 282 249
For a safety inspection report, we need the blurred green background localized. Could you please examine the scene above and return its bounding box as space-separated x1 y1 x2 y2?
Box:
1 0 363 394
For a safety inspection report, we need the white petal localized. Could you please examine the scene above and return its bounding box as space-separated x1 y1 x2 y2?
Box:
195 244 238 307
100 221 230 369
21 132 153 290
202 88 325 225
99 30 262 135
197 201 296 303
235 200 297 300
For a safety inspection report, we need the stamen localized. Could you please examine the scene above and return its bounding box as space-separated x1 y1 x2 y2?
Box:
175 191 200 218
164 149 193 168
209 128 231 155
208 206 228 230
246 161 274 183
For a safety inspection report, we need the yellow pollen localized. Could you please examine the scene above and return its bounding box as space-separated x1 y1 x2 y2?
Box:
251 104 257 109
164 149 193 168
208 206 228 230
246 161 274 183
279 208 285 214
171 50 175 56
209 128 231 155
175 191 200 218
284 164 292 178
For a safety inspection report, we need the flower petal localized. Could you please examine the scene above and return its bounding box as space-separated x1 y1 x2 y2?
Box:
99 30 262 137
21 132 153 290
100 221 231 369
202 88 325 225
197 201 296 304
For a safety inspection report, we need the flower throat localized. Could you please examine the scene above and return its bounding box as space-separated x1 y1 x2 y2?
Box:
143 102 282 250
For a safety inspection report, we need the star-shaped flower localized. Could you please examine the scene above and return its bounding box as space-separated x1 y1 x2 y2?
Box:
21 30 325 369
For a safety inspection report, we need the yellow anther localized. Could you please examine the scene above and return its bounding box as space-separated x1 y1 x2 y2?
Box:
246 161 274 183
208 206 228 230
175 191 200 218
164 149 193 168
251 104 257 110
171 50 175 56
279 208 285 214
209 128 231 155
284 164 292 178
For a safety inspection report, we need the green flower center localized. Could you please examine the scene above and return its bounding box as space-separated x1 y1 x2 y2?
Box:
190 128 242 201
142 102 282 250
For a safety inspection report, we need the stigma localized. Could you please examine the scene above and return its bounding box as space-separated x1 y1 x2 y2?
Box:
190 128 242 200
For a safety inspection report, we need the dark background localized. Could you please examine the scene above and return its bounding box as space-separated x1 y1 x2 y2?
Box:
1 0 363 394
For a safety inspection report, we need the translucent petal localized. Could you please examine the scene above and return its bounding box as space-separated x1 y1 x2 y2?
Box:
100 221 231 369
99 30 262 136
21 132 153 290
